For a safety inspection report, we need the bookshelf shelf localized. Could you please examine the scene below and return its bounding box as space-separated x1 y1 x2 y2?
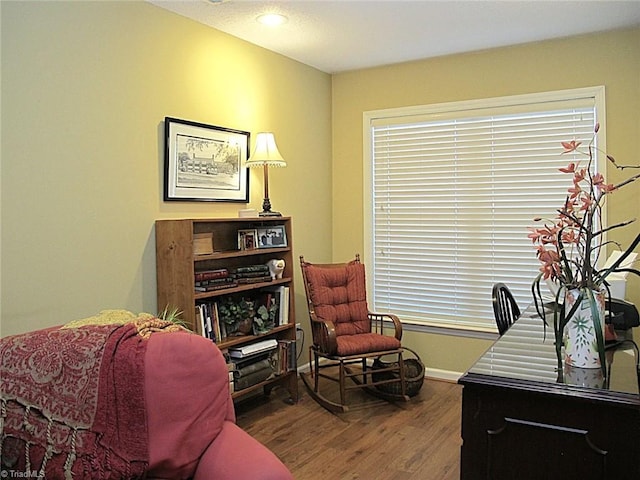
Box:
155 217 298 404
194 246 290 262
193 277 292 301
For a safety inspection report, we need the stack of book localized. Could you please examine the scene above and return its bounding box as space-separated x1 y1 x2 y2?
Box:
231 265 272 284
229 339 278 391
196 302 227 342
275 339 297 375
227 362 235 394
261 286 290 326
194 268 237 292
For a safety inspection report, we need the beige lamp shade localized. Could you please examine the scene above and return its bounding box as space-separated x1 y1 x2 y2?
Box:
247 132 286 167
247 132 286 216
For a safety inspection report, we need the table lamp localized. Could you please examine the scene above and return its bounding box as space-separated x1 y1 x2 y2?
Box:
246 132 286 217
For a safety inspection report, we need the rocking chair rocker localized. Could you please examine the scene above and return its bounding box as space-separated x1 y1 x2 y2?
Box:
299 255 409 413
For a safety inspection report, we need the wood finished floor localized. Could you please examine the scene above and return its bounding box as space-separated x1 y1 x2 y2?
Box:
235 375 462 480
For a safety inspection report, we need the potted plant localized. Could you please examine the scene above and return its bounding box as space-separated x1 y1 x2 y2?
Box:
157 306 187 328
217 296 255 336
528 123 640 374
253 302 278 335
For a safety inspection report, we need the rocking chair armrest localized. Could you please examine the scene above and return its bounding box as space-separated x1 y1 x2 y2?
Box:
368 312 403 340
309 311 338 355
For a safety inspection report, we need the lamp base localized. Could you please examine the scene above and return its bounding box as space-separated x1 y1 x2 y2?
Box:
259 210 282 217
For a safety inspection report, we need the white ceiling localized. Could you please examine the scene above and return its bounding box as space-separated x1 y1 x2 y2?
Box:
149 0 640 73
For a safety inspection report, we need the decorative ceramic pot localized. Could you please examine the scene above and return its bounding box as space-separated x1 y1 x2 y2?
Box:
236 317 254 335
563 364 606 388
563 288 606 369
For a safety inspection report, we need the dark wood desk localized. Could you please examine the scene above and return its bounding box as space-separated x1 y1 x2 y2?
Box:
458 306 640 480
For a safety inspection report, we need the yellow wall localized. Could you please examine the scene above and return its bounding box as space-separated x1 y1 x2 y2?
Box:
332 28 640 374
2 1 638 377
0 1 332 336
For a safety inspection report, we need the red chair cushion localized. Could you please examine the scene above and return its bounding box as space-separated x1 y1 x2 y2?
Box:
336 332 401 356
304 261 370 337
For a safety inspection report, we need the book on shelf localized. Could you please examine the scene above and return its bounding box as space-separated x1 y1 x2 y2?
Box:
234 265 270 274
195 305 206 338
196 302 226 343
204 304 214 341
235 276 272 284
194 268 229 282
275 339 297 374
228 350 271 370
196 304 210 340
228 338 278 358
212 302 222 343
228 370 235 394
195 279 238 292
262 285 290 326
233 366 274 391
195 277 236 287
233 357 272 378
230 265 272 284
229 351 277 391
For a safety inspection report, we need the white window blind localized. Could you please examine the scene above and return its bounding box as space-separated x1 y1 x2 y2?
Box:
364 87 605 332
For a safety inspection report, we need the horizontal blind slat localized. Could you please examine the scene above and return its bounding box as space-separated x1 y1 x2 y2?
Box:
369 96 598 330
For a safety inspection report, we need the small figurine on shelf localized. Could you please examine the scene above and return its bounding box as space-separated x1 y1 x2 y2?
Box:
267 259 285 280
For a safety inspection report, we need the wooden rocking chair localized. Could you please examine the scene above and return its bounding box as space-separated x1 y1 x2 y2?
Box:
299 255 409 413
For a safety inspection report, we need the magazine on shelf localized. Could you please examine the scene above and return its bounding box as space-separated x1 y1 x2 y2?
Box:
228 339 278 358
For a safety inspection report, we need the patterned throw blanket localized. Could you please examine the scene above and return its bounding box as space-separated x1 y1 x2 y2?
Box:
0 310 184 479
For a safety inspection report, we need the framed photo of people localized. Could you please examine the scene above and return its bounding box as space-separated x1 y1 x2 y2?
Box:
256 225 287 248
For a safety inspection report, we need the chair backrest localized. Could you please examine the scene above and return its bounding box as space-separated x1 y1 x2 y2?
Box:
607 298 640 330
299 254 371 338
492 282 521 335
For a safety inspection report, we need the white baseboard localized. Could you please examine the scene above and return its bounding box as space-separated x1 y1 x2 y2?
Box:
296 360 462 383
425 367 463 383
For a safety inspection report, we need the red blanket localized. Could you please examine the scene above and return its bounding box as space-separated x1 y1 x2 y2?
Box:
1 321 150 479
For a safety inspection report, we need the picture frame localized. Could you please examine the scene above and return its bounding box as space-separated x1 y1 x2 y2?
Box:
237 229 257 251
256 226 287 249
164 117 250 202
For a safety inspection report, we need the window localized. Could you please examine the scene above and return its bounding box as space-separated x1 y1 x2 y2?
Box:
363 87 605 332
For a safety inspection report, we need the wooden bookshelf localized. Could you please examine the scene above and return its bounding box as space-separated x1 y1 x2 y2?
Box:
155 217 298 403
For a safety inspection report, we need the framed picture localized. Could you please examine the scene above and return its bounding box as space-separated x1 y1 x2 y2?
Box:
164 117 250 202
237 229 257 251
256 226 287 249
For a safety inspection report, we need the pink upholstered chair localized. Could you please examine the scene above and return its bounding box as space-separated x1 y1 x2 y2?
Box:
0 311 293 480
299 255 408 413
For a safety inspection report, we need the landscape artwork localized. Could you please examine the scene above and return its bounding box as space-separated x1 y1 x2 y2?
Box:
164 117 250 202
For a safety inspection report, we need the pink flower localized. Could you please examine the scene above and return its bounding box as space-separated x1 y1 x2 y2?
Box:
559 162 576 173
591 173 616 193
573 168 587 183
580 196 593 211
561 141 581 153
568 184 582 200
561 229 579 245
591 172 605 185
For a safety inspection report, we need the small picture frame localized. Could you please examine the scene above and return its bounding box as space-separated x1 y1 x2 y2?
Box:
237 229 257 251
256 226 287 249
